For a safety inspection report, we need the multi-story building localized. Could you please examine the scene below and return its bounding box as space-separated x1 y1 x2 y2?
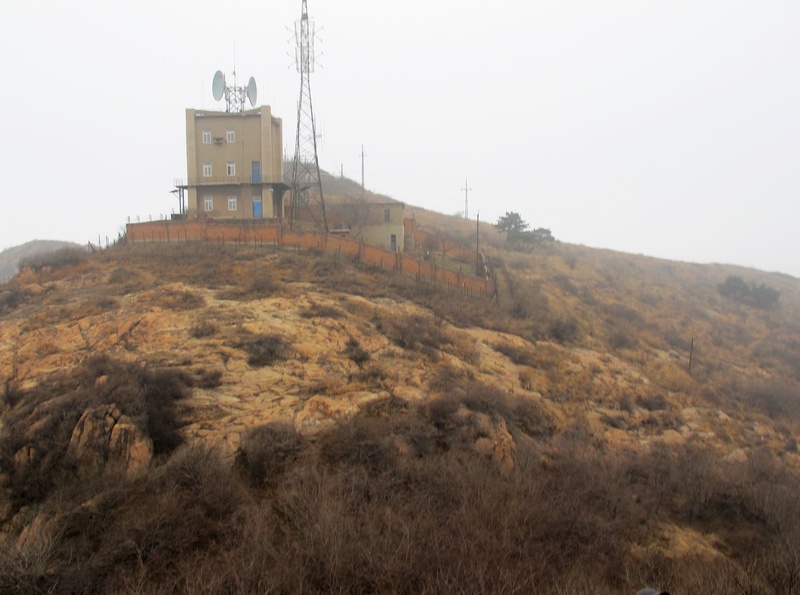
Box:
183 106 288 220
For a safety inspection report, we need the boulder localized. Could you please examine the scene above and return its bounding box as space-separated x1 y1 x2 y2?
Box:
66 404 153 478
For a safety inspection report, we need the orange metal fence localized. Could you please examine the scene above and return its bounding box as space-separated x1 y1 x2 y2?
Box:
127 221 493 297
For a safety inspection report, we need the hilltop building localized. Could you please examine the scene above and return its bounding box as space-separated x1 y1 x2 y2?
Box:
326 201 406 252
177 103 407 253
182 106 288 220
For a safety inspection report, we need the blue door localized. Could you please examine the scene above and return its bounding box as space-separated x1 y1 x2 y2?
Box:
251 161 261 183
390 234 397 252
253 196 262 218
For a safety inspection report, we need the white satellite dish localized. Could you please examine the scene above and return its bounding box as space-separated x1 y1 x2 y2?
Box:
212 70 226 101
246 76 258 107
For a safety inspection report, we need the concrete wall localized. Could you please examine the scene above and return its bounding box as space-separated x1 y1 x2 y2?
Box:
327 202 405 252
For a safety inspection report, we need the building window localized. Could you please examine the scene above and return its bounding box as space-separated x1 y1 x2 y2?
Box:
228 196 237 211
226 161 235 176
203 162 212 177
204 197 213 212
226 129 235 143
202 129 211 144
384 209 391 223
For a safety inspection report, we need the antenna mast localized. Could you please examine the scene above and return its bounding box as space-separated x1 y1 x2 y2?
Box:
290 0 328 231
212 69 257 113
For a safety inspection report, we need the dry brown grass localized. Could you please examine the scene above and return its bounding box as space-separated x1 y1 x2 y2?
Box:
5 227 800 592
3 392 800 593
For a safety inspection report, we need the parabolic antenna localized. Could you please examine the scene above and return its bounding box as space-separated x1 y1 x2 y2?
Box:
212 70 226 101
246 76 258 107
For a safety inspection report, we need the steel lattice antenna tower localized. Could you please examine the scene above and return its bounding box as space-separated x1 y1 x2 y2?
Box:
290 0 327 231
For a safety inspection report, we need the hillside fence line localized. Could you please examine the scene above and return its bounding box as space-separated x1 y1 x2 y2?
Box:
126 221 494 298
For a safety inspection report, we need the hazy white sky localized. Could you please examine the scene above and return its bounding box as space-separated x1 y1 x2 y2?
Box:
1 1 798 276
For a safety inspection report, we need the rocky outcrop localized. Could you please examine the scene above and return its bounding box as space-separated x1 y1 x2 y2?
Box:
66 405 153 479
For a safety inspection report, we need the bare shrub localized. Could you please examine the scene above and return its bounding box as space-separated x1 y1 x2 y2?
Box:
52 445 244 593
154 288 205 311
190 320 218 338
317 416 396 474
636 393 668 411
548 315 581 343
494 342 537 367
235 423 306 487
428 363 473 393
609 327 638 350
0 284 29 315
743 379 800 420
18 246 87 273
236 333 290 367
301 301 344 319
380 313 451 355
664 329 691 351
6 388 800 593
344 336 370 367
350 362 387 387
218 273 279 300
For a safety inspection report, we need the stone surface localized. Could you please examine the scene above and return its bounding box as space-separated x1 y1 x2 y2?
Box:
66 405 153 478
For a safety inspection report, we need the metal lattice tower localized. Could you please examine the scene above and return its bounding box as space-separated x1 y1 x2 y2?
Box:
290 0 327 231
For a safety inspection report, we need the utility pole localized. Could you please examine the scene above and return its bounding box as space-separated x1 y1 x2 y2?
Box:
462 178 472 219
476 211 481 277
361 145 365 199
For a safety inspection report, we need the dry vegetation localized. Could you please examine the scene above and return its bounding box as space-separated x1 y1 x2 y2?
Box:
2 233 800 592
2 390 800 593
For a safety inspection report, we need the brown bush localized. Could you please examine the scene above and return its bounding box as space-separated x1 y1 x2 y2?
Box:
344 336 370 367
190 319 218 338
18 246 87 273
235 423 306 487
153 288 205 311
743 379 800 420
494 342 537 366
379 313 451 356
548 314 581 343
301 301 345 319
235 333 290 367
0 283 29 315
5 395 800 593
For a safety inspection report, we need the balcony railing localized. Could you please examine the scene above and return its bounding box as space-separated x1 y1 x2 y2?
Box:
173 175 285 187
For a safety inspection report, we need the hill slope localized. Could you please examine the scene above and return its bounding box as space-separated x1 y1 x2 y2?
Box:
1 234 800 592
0 240 81 283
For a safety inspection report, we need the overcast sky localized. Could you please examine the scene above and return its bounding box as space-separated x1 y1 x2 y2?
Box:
1 1 798 276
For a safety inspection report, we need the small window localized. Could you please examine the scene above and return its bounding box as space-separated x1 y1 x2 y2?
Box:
203 162 212 177
384 209 391 223
228 196 237 211
202 129 211 144
226 161 235 176
226 129 235 143
203 197 213 211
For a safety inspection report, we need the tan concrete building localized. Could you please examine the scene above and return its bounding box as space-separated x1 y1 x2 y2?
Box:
183 106 287 219
327 201 406 252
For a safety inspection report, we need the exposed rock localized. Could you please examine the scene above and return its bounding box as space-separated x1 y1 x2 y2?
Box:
66 404 153 478
471 413 516 475
108 419 153 478
12 446 37 473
